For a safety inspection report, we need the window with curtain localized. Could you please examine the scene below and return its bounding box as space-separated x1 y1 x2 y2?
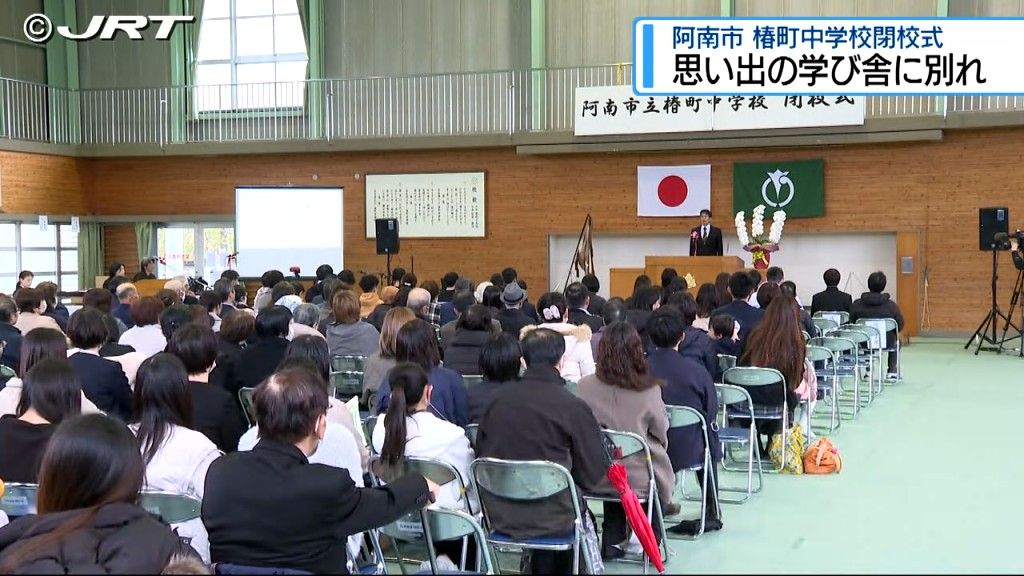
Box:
194 0 308 112
0 222 79 291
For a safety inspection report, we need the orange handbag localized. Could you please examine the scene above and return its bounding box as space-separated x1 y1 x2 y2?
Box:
803 438 843 474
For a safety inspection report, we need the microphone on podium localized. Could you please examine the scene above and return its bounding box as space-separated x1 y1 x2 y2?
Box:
289 266 301 278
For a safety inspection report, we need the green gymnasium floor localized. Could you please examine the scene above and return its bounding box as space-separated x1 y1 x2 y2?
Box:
626 337 1024 574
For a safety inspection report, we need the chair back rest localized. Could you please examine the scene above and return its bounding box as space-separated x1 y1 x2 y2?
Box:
462 375 484 388
331 354 367 372
421 508 496 574
814 310 849 324
362 415 379 455
563 378 579 396
856 318 892 346
717 354 737 373
715 383 753 407
139 491 201 524
801 330 811 341
0 365 15 379
665 404 707 430
834 328 869 346
238 387 256 427
0 483 38 517
602 429 648 461
848 323 883 350
804 344 833 364
809 335 857 355
330 355 367 397
722 366 786 389
812 317 839 335
471 458 575 502
465 423 479 448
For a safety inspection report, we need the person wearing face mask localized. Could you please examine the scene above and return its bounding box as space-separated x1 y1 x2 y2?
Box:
13 288 62 336
202 366 441 574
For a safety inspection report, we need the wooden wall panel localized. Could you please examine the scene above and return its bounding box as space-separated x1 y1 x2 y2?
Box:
0 151 86 215
102 224 139 279
79 128 1024 332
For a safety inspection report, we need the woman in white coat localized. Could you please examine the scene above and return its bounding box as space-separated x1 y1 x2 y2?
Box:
520 292 596 382
130 353 221 563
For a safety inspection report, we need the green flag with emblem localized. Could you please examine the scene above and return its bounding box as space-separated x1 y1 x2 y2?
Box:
733 159 824 218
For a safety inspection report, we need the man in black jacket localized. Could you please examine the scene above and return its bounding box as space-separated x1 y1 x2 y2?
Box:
477 328 609 573
203 367 439 574
850 271 905 379
581 274 606 316
811 268 854 315
711 271 764 340
689 209 724 256
494 283 534 337
0 295 21 374
565 282 603 333
218 306 292 397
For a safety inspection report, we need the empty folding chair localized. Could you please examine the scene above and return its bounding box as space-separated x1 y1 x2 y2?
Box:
331 355 367 401
804 344 839 433
715 384 763 503
809 335 860 419
472 458 591 575
833 328 875 406
665 405 719 539
721 367 789 474
0 483 37 518
238 387 256 427
847 323 884 397
421 507 498 575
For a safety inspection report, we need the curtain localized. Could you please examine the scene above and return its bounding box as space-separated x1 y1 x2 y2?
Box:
135 222 153 266
186 0 204 85
77 223 104 290
297 0 310 54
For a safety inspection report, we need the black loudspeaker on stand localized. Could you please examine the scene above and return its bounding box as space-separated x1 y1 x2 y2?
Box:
375 218 400 285
966 207 1019 355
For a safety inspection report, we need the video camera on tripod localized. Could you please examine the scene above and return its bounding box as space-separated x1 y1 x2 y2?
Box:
967 207 1024 355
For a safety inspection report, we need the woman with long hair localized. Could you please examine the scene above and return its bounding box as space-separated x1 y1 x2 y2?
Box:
577 321 675 558
714 272 732 309
130 353 220 563
522 292 595 382
375 319 468 426
361 306 416 405
0 413 199 572
443 304 495 376
693 282 720 333
0 327 99 417
0 358 81 483
626 275 652 309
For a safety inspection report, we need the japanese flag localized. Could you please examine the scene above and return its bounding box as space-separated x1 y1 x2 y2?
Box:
637 165 711 217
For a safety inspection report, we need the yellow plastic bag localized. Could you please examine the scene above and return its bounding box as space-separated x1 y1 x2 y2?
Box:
768 423 805 475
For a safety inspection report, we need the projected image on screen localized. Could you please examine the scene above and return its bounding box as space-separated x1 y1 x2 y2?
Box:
235 187 344 278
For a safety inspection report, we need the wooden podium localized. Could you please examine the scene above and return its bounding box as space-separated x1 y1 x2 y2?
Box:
610 256 745 299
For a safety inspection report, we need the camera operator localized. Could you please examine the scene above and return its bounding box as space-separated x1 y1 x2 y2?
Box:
1009 232 1024 270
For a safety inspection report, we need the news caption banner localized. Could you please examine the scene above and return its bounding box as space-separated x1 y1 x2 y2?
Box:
632 18 1024 96
575 85 864 136
365 172 486 239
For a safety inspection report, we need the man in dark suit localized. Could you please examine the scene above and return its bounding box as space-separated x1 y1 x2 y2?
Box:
811 268 854 315
477 328 609 573
690 209 724 256
711 271 764 340
203 367 438 574
222 305 292 397
581 274 607 316
0 295 21 374
565 282 603 333
645 307 721 536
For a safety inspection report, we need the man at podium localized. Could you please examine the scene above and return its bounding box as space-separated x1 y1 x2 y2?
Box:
690 209 723 256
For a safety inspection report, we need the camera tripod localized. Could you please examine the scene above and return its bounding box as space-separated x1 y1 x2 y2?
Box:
966 249 1020 355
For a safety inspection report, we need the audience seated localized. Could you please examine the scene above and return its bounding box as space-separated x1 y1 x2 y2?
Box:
662 276 689 307
215 311 253 367
130 353 220 563
577 322 677 559
0 413 200 572
0 295 22 373
850 271 905 378
67 308 133 421
362 307 416 407
168 324 247 453
327 290 380 358
714 272 732 311
154 288 181 309
289 303 324 341
581 274 606 317
565 282 603 332
467 333 521 424
645 307 721 536
113 283 138 329
476 328 609 574
746 269 763 309
522 291 596 382
438 278 474 326
101 262 126 292
712 271 764 340
780 280 817 336
0 328 99 417
36 282 68 333
625 274 652 309
199 292 223 332
119 297 168 358
693 282 720 333
500 268 538 322
99 313 135 357
668 291 717 379
811 268 854 315
756 282 782 311
365 285 400 332
708 314 741 381
276 336 370 472
202 367 438 573
626 285 661 350
442 304 495 375
212 279 237 317
376 319 468 426
306 264 335 305
223 305 293 397
406 287 433 321
253 270 285 311
493 283 533 338
437 272 459 303
13 288 62 336
0 358 81 483
590 298 625 358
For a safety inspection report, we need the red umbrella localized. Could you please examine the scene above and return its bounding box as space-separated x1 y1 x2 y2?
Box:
607 462 665 573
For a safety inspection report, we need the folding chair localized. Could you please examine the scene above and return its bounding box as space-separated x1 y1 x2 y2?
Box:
858 317 902 383
139 491 201 524
563 378 579 396
371 456 472 574
805 344 839 433
665 405 719 539
721 367 788 474
348 528 387 575
362 415 379 456
582 430 667 573
715 384 763 503
801 330 811 342
0 482 37 518
716 354 736 384
809 336 861 419
238 387 256 427
331 355 367 401
814 310 850 325
471 458 590 575
421 508 498 575
461 375 484 388
0 364 15 379
464 423 479 449
834 328 875 406
812 317 839 337
846 323 884 397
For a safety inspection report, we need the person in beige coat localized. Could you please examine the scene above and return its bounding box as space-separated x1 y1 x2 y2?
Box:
13 288 63 336
577 321 677 558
